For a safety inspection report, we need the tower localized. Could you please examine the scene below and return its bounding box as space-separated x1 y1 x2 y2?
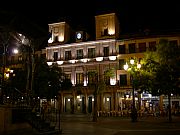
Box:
48 22 71 45
95 13 120 40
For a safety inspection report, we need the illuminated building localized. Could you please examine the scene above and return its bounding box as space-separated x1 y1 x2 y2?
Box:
46 12 180 114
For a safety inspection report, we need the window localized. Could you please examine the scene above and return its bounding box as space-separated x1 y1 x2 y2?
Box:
77 49 83 59
119 45 126 54
119 59 125 70
53 52 58 61
169 40 178 45
88 48 95 58
128 43 136 53
65 74 71 80
88 71 98 84
18 56 22 62
76 73 84 85
138 42 146 52
149 41 156 51
119 74 127 86
103 47 109 57
65 51 71 60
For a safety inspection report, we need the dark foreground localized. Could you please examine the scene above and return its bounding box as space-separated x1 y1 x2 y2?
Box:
3 114 180 135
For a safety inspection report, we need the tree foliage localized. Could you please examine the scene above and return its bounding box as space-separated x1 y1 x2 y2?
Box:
34 60 72 99
153 39 180 95
136 51 159 94
138 39 180 95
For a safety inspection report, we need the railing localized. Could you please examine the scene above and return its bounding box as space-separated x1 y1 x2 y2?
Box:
11 100 60 134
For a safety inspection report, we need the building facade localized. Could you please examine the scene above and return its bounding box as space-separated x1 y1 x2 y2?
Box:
46 12 180 114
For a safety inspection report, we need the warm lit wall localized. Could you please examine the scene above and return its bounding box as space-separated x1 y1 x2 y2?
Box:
48 22 71 45
95 13 120 40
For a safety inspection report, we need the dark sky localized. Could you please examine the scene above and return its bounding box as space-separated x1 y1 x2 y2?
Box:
1 0 180 37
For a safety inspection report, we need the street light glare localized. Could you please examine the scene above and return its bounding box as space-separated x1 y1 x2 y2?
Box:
124 63 128 70
137 63 141 69
13 49 19 54
123 58 140 122
130 59 134 65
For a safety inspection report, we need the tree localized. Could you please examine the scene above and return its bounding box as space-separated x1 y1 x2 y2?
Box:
16 34 48 98
88 68 115 122
155 39 180 122
137 51 159 94
140 39 180 122
0 26 18 104
34 59 72 99
11 69 27 92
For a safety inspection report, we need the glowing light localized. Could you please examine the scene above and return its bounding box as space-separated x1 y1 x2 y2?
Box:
110 78 116 85
46 39 116 49
13 49 18 54
81 58 89 63
108 29 115 35
130 59 134 65
84 80 87 86
58 36 64 42
137 63 141 69
48 38 53 43
69 60 77 64
57 61 64 65
10 70 13 73
96 57 103 61
68 99 70 102
109 56 116 60
47 62 53 66
106 97 110 101
123 63 128 70
5 73 9 78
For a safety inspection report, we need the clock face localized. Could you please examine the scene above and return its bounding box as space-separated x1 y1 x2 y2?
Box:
76 33 82 39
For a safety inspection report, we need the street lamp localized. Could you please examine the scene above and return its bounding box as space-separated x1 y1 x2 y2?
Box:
124 58 141 122
13 48 19 54
1 46 18 104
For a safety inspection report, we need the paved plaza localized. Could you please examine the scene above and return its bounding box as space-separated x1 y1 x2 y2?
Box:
4 114 180 135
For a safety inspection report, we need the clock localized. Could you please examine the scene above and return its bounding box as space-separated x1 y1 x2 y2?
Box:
76 32 82 39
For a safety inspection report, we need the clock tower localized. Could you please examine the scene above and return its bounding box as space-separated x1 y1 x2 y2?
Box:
75 31 89 42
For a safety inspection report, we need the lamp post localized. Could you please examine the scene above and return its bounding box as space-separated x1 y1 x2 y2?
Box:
124 58 141 122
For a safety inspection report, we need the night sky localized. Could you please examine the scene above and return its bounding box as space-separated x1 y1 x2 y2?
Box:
1 0 180 38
